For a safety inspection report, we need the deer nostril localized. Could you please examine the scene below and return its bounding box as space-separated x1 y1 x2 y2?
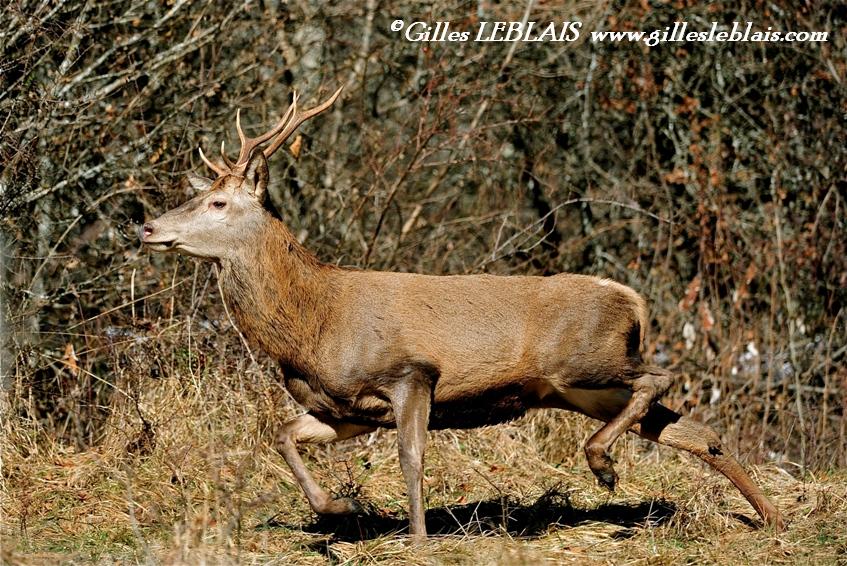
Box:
142 223 154 238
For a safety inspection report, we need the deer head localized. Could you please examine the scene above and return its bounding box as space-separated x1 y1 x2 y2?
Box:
141 88 342 260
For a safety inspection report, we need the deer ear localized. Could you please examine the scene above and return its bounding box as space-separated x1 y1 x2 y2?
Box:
186 172 213 192
242 149 269 202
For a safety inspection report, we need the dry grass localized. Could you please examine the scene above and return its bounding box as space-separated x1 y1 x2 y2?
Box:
3 359 845 565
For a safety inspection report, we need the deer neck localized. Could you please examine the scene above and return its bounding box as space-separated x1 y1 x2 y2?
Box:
218 216 334 373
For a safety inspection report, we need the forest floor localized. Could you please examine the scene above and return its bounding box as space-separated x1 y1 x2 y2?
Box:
3 366 846 565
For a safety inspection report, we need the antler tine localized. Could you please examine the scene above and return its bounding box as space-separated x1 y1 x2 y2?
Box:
263 87 343 159
220 140 235 168
198 146 231 177
233 100 299 167
235 108 247 150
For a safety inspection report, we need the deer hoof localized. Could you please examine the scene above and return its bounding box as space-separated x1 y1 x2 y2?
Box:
586 446 618 491
595 469 618 491
316 497 363 516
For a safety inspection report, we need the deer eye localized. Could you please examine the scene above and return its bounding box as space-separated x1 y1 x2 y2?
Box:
211 201 226 209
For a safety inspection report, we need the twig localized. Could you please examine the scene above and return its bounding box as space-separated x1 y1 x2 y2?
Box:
770 170 807 473
399 0 535 243
479 197 670 269
67 279 187 330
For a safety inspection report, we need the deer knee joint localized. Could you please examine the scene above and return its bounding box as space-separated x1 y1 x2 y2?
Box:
276 427 296 449
633 367 673 397
281 414 356 448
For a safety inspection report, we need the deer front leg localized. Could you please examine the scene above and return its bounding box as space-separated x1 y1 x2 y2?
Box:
275 413 374 515
584 367 673 490
388 376 433 542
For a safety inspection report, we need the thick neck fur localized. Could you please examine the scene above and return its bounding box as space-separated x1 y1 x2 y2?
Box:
218 214 334 375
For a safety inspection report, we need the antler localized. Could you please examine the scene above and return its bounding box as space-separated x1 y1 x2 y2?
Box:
261 87 342 159
198 146 230 177
196 87 343 178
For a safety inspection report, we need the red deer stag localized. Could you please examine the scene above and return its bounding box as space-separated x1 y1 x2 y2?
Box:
141 87 783 541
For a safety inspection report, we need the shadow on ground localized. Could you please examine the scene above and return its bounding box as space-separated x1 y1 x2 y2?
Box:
257 488 676 543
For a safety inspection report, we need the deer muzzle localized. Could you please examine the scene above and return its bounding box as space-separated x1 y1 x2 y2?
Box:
140 221 175 251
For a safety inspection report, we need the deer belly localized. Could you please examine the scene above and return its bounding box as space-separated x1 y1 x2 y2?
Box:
428 385 531 429
558 387 632 421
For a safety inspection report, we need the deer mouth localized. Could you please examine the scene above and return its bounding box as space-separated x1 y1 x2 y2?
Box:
141 233 177 251
144 239 176 251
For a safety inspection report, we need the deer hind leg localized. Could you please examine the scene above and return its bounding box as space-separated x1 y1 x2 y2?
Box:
275 413 375 515
584 367 673 491
632 403 785 530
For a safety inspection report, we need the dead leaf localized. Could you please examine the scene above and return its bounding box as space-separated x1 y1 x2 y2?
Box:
62 343 80 377
744 263 758 284
676 96 699 115
664 168 687 184
678 275 701 312
699 302 715 333
289 134 303 158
